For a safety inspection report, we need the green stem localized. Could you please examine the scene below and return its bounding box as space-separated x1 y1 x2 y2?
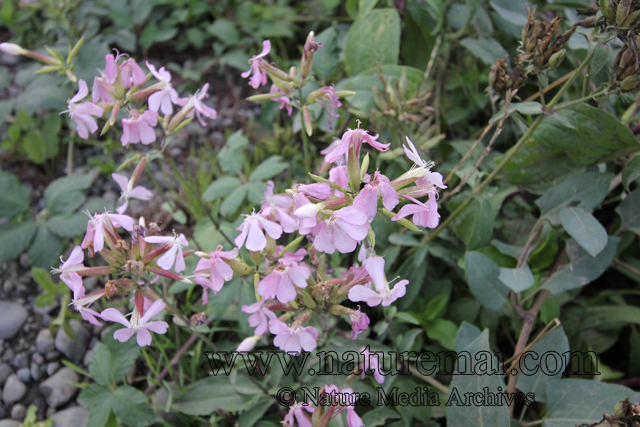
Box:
299 88 312 173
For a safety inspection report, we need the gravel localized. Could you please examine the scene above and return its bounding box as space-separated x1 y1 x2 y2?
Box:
15 368 29 383
1 375 26 405
51 406 90 427
35 329 54 355
9 404 25 421
39 368 79 408
0 365 12 387
54 321 90 363
0 302 28 340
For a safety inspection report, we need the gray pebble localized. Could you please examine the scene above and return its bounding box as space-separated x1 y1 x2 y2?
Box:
45 350 59 362
2 374 26 404
82 349 92 367
46 407 55 418
46 362 60 376
0 365 13 387
15 368 29 383
0 420 21 427
29 364 39 382
10 353 28 369
51 406 90 427
54 321 90 363
10 404 25 421
32 354 43 365
39 368 79 408
42 314 51 326
36 329 54 354
0 302 28 340
18 253 30 269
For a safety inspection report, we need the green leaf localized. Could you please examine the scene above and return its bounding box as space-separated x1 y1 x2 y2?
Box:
454 321 482 353
218 131 249 175
0 222 37 263
78 384 113 427
543 380 640 427
79 384 159 427
559 207 608 257
447 330 510 427
616 188 640 235
465 251 510 313
172 376 246 415
47 212 90 238
568 305 640 330
207 19 240 45
516 327 569 402
220 186 248 217
453 197 493 249
535 171 612 224
388 233 421 247
533 103 640 165
202 176 241 202
89 328 140 386
423 294 448 321
498 265 535 292
249 156 288 182
623 156 640 191
21 130 48 164
394 312 421 325
529 229 558 272
44 174 92 215
312 26 341 78
541 236 619 295
32 267 55 291
0 170 31 218
361 408 401 427
490 102 543 123
459 37 509 66
247 181 268 204
28 224 64 269
344 8 401 76
359 0 378 16
424 318 458 350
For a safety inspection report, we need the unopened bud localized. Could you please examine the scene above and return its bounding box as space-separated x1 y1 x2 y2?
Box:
617 0 632 26
360 153 370 180
130 156 147 188
600 0 616 20
0 42 25 56
334 90 356 98
109 101 121 126
246 93 282 102
301 31 321 80
614 398 632 420
190 312 208 326
260 61 293 82
548 49 566 68
347 144 360 192
236 336 260 352
34 65 59 75
621 75 640 91
67 37 84 64
303 106 313 136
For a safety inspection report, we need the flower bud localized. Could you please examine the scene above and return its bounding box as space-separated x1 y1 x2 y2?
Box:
334 90 356 98
360 153 370 180
0 42 25 56
301 31 321 80
109 101 121 126
236 336 260 352
190 312 208 326
548 49 566 68
621 75 640 91
614 397 631 419
303 105 313 136
347 144 360 192
225 258 254 276
259 61 293 82
246 93 282 102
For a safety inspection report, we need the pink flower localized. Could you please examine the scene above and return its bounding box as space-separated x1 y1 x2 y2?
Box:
354 171 398 220
391 195 440 229
234 211 283 252
91 76 115 103
52 246 84 287
322 385 364 427
329 166 349 197
284 401 314 427
68 274 104 326
112 172 153 214
81 212 134 252
360 346 385 384
270 84 292 116
348 257 408 307
349 309 370 340
146 61 179 114
295 183 332 200
66 80 104 140
257 261 311 303
121 110 158 146
193 246 238 304
105 54 118 83
261 181 297 233
269 318 318 354
312 206 369 254
316 85 341 130
101 299 169 347
144 233 189 273
175 83 217 126
324 124 389 164
119 58 147 88
242 40 270 89
241 300 276 336
292 193 318 235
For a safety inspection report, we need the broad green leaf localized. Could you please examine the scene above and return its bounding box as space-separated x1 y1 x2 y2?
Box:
0 222 37 263
249 156 288 182
498 265 534 292
541 236 619 295
44 174 92 215
568 305 640 330
529 229 558 272
21 130 48 164
622 156 640 191
28 224 64 269
424 318 458 350
395 312 421 325
79 384 158 427
312 26 341 78
453 197 493 249
220 186 247 217
207 19 240 45
218 130 249 175
559 207 607 257
202 176 241 202
447 330 510 427
459 37 509 66
535 171 612 224
455 321 482 353
47 212 89 238
465 252 510 313
361 408 401 427
489 1 527 25
32 267 55 291
532 103 640 165
423 294 448 321
616 188 640 235
344 8 401 76
543 380 640 427
15 74 67 113
78 384 113 427
247 181 268 204
359 0 377 16
172 376 246 415
388 233 421 247
516 328 569 402
89 327 140 386
0 170 31 218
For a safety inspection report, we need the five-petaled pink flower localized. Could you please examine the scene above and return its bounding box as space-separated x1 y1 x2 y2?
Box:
66 79 104 140
354 171 398 221
111 172 153 214
261 181 297 233
391 195 440 229
269 317 318 354
175 83 217 126
119 57 147 88
121 109 158 146
242 40 270 89
146 61 179 114
323 384 364 427
193 246 238 304
52 246 84 288
324 123 389 164
312 206 369 254
81 212 134 253
101 299 169 347
234 211 283 252
92 76 115 103
284 401 314 427
241 300 276 336
68 274 104 326
144 233 189 273
316 85 341 130
349 309 370 340
348 256 408 307
256 260 311 303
